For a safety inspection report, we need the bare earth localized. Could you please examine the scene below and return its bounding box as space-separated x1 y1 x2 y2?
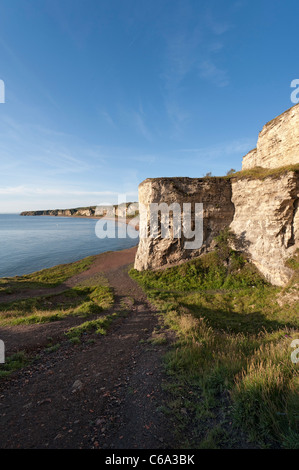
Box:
0 246 176 449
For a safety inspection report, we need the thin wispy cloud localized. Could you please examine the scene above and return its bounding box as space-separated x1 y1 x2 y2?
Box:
133 110 152 142
0 36 60 109
129 154 157 164
44 1 95 50
121 104 153 142
179 138 255 162
162 31 200 93
0 186 136 197
100 110 117 128
0 116 106 178
198 60 229 87
205 10 231 36
159 2 234 135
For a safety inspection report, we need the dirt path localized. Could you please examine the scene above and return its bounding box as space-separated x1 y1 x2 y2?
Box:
0 246 139 304
0 247 176 449
0 247 139 354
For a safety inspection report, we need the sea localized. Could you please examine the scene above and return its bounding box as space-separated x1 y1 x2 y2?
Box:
0 214 139 278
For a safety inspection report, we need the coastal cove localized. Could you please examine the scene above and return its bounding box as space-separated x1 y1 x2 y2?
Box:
0 214 139 278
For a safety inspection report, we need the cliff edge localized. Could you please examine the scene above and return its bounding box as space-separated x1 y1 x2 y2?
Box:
134 104 299 286
242 103 299 170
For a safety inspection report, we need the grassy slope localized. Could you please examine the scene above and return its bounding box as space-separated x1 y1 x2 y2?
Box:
0 256 94 295
0 257 116 326
130 233 299 449
0 282 114 326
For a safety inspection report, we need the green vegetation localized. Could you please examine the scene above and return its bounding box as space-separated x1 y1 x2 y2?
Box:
285 249 299 286
66 313 118 340
0 352 28 378
229 163 299 181
130 230 299 448
65 295 132 341
126 211 140 219
0 282 114 326
0 256 94 295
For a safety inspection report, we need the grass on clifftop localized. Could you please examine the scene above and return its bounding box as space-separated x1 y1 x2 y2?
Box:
0 256 94 295
228 163 299 180
130 231 299 449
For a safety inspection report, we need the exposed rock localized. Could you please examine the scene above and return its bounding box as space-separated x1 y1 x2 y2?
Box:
242 103 299 170
134 177 234 271
230 171 299 285
72 380 83 393
95 206 116 217
20 207 97 217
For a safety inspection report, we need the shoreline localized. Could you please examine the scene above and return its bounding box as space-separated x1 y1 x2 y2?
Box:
0 243 139 283
20 213 139 227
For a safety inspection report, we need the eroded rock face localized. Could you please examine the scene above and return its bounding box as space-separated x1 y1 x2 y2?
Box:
230 172 299 285
134 171 299 286
242 103 299 170
134 177 234 271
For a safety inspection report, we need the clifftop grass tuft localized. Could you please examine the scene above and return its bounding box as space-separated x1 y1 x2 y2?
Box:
228 163 299 181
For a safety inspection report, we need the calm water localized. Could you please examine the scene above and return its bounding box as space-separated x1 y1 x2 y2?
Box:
0 214 139 278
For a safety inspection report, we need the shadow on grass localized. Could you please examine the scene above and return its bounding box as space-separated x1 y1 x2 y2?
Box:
183 302 298 335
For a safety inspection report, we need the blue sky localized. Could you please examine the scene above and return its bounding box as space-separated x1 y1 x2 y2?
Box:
0 0 298 212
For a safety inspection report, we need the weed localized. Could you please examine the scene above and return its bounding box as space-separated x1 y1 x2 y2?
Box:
0 352 28 378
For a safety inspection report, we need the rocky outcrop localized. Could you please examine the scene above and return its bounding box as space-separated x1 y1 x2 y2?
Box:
230 171 299 285
242 103 299 170
134 177 234 271
20 207 96 217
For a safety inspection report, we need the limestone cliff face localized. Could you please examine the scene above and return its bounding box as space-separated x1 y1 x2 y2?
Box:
243 103 299 170
134 171 299 285
134 177 234 271
230 171 299 285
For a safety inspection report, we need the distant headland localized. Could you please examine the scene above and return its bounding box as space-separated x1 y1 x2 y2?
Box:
20 202 139 220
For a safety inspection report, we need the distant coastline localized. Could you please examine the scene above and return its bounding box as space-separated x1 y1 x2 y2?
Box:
20 204 140 229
